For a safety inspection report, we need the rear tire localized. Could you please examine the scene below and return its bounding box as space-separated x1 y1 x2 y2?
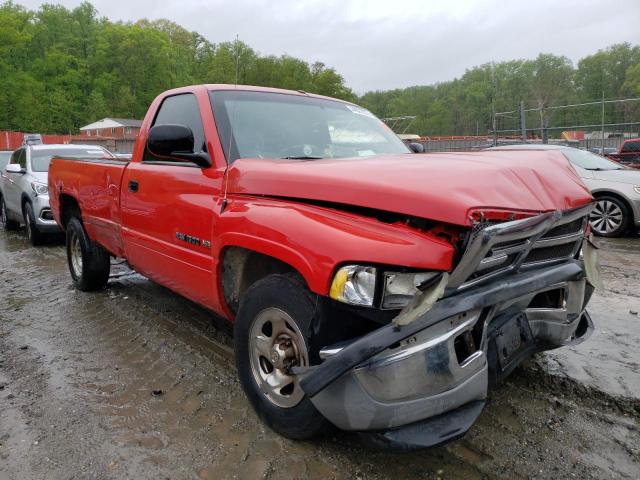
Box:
66 217 111 291
24 202 44 246
0 197 19 231
234 274 329 440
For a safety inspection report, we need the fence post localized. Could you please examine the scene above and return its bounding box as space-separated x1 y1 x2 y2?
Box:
520 100 526 142
601 91 605 151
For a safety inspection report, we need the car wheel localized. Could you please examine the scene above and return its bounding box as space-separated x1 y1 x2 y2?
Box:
66 217 111 291
24 202 44 245
590 196 630 238
0 196 19 231
234 274 329 440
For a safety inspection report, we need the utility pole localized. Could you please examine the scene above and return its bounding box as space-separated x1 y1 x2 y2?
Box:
520 100 526 142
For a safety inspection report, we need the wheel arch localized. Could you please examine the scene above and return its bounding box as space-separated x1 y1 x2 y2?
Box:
58 193 82 229
20 192 32 213
218 244 311 317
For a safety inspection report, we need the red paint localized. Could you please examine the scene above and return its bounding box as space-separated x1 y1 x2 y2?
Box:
49 85 594 322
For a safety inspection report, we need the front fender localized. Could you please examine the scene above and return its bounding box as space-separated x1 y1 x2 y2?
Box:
214 196 455 295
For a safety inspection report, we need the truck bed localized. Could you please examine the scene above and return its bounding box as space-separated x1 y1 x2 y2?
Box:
49 157 129 257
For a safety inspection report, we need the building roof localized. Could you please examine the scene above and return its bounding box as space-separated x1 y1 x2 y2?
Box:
80 118 143 131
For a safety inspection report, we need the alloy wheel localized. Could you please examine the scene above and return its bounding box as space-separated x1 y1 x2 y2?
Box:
590 200 623 235
25 209 32 239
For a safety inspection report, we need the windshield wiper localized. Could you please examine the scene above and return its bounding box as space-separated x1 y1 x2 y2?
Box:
280 156 324 160
584 167 620 171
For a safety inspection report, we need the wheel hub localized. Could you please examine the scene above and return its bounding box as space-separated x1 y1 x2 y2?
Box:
248 308 309 408
69 232 83 278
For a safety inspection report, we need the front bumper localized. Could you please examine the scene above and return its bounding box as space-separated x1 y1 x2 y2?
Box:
32 194 61 232
300 261 593 446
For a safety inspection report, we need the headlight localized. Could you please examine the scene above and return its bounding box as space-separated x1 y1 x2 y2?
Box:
31 182 48 195
634 185 640 195
329 265 376 307
382 271 440 309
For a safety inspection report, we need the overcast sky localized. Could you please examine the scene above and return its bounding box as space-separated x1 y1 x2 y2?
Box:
18 0 640 93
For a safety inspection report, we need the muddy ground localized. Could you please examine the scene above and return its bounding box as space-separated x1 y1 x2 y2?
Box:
0 229 638 480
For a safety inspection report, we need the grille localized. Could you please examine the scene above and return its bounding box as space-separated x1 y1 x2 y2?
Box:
542 217 585 238
447 204 592 292
40 209 54 221
523 243 577 265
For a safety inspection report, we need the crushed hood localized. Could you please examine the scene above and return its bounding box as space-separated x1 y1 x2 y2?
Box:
227 150 593 226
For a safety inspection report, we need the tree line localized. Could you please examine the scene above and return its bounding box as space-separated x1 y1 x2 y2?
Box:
360 45 640 137
0 1 638 137
0 1 355 133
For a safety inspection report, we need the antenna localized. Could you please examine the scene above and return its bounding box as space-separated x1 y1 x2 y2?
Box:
220 34 240 214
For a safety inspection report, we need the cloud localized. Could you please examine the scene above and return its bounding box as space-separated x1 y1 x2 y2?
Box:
17 0 640 93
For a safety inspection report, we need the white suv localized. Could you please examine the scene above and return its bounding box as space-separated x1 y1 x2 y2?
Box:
0 144 112 245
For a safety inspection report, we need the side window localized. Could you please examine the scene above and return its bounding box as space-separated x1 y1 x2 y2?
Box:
18 150 27 169
144 93 205 163
10 149 26 168
9 150 20 165
621 141 640 153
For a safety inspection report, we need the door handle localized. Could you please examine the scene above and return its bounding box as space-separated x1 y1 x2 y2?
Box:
128 180 139 193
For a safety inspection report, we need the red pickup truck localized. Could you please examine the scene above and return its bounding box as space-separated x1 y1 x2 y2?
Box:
607 138 640 169
49 85 597 449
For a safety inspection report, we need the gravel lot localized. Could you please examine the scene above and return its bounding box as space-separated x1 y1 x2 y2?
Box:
0 229 638 479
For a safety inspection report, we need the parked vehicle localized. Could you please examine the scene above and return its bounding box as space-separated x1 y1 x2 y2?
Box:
22 133 43 146
490 144 640 237
49 85 596 449
0 144 113 245
607 138 640 169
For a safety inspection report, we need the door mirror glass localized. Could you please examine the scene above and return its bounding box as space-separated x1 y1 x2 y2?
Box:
6 163 24 174
146 124 211 168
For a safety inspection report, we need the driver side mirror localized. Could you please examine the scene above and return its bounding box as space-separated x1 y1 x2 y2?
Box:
408 142 424 153
147 124 211 168
5 163 25 174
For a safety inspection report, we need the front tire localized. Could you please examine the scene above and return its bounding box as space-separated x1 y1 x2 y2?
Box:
66 217 111 291
234 274 329 440
590 196 631 237
0 197 19 231
24 202 44 246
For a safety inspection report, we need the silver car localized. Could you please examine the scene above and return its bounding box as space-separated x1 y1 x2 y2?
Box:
489 144 640 237
0 144 112 245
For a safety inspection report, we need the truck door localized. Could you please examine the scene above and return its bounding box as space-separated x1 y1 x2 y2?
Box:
121 92 222 310
3 148 26 217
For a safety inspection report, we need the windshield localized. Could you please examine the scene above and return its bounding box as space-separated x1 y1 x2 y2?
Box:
31 147 112 172
210 90 410 162
561 148 624 170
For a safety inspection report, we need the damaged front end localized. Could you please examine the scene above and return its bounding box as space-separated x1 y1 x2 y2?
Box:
299 203 596 449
